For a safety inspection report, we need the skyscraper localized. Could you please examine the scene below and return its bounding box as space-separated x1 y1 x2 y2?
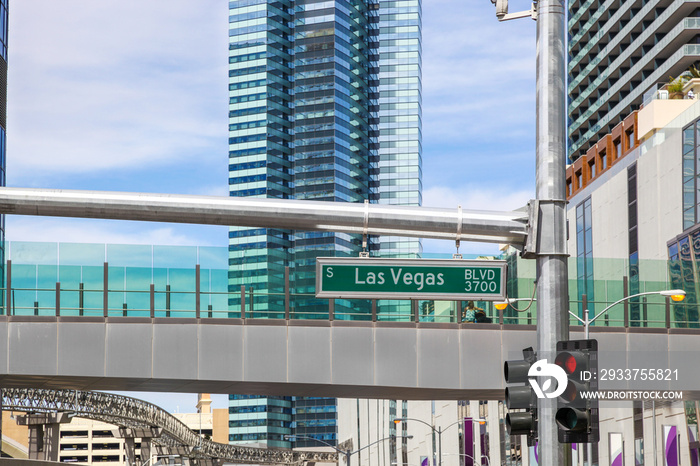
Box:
567 0 700 161
227 0 421 448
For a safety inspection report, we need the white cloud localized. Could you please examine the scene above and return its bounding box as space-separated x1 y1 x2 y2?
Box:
422 184 532 212
6 216 227 247
107 391 229 414
419 184 532 255
421 0 536 141
7 0 228 179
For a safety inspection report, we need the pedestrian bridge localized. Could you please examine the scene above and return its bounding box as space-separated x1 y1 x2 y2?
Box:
1 241 698 399
2 315 700 400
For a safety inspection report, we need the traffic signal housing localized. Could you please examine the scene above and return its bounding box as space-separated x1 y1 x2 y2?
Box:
554 339 599 443
503 347 537 446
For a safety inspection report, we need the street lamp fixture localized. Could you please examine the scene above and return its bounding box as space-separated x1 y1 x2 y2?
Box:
494 287 536 313
284 433 412 466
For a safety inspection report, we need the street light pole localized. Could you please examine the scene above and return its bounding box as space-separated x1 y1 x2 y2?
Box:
284 434 412 466
566 289 684 466
393 417 484 466
569 290 686 338
534 0 568 463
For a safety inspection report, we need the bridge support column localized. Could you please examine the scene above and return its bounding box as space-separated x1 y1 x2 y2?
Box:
16 412 72 462
112 427 163 466
124 437 136 466
140 438 153 466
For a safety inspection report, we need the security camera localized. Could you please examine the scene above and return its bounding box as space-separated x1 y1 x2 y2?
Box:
495 0 508 19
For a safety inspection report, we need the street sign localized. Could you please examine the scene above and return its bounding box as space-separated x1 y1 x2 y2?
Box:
315 257 506 300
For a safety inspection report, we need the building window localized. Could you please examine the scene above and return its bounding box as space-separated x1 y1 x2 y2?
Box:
599 150 607 170
679 119 700 230
628 164 638 257
667 230 700 328
576 171 583 189
588 159 596 179
614 138 621 160
576 197 594 318
628 164 640 325
626 128 635 150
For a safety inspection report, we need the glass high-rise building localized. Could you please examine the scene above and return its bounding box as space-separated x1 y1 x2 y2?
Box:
227 0 421 448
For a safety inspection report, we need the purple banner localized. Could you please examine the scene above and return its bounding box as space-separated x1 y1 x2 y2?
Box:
665 425 678 466
609 433 623 466
464 418 474 466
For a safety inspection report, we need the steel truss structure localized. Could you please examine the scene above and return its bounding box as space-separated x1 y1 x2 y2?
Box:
2 388 338 465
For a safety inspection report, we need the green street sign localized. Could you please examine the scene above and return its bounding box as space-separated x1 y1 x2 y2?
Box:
315 257 507 300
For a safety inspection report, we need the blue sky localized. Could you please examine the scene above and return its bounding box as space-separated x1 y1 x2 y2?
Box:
6 0 537 412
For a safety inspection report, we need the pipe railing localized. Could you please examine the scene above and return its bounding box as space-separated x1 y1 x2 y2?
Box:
2 279 698 329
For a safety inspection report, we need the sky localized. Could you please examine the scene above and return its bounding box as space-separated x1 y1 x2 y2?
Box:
5 1 537 412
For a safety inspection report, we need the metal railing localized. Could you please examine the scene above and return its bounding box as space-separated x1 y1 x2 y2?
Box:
2 279 698 330
2 388 337 465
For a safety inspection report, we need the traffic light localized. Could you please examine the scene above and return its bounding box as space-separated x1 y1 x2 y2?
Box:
554 339 599 443
503 347 537 446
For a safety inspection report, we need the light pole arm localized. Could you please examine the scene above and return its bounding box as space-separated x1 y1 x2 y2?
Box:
284 435 342 454
588 291 671 325
440 419 463 433
394 417 435 432
352 436 411 455
568 290 682 328
567 310 585 324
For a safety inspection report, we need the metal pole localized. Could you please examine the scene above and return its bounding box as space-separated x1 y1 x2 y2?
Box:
652 400 658 466
535 0 568 464
584 308 592 466
0 187 529 245
438 427 442 466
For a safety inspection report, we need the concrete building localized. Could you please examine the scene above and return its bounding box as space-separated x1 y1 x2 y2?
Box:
564 77 700 464
568 0 700 160
226 0 422 449
565 78 700 322
337 400 504 466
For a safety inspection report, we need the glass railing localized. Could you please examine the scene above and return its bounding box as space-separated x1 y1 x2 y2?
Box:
1 242 699 329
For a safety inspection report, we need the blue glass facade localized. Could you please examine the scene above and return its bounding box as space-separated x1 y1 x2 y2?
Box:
375 0 421 255
227 0 422 449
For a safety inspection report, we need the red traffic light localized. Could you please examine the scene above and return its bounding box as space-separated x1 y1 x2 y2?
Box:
554 351 587 376
563 354 576 373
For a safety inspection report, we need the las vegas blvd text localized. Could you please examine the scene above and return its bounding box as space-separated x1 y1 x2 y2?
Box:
324 266 498 293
